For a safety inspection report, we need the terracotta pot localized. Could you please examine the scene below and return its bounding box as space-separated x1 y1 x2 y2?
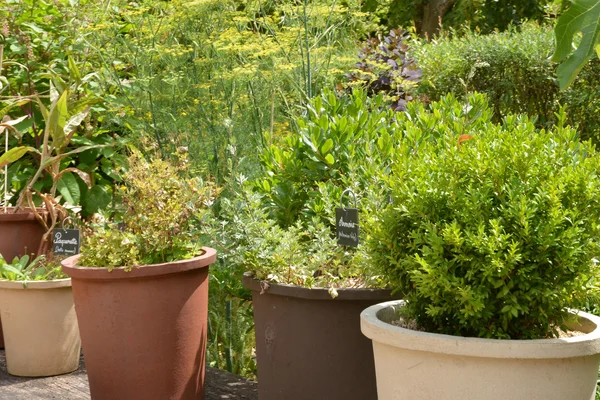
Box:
0 208 48 349
243 274 399 400
0 208 48 261
61 247 217 400
361 300 600 400
0 278 80 377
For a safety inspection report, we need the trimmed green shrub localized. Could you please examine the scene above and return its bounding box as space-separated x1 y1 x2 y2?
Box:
413 23 600 144
369 108 600 340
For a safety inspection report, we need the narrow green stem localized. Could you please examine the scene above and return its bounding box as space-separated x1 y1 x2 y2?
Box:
303 0 312 99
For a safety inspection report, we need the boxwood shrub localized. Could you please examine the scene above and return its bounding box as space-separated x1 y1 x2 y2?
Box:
369 110 600 339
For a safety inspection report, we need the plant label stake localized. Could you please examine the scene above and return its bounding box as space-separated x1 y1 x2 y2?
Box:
336 189 359 247
53 217 80 256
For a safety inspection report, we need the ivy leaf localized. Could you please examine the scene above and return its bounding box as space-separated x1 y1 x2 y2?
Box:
552 0 600 89
56 172 81 205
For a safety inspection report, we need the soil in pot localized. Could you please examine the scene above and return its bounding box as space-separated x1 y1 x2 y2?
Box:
243 274 399 400
61 247 217 400
361 300 600 400
0 279 80 377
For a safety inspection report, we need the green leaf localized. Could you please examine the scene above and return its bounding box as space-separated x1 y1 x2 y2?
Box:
0 100 30 121
552 0 600 89
0 146 37 168
1 265 23 278
320 138 334 154
67 56 81 84
324 153 335 165
82 185 111 214
46 90 69 150
56 172 81 205
64 106 91 139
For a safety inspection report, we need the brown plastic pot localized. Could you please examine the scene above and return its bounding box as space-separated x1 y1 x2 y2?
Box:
61 247 217 400
0 208 48 349
243 274 399 400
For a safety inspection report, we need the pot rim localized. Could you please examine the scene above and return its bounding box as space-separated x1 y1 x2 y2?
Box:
242 273 396 300
0 277 72 290
61 247 217 281
0 207 48 222
361 300 600 359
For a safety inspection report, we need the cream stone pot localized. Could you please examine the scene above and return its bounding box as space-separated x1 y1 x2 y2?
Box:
361 300 600 400
0 278 81 377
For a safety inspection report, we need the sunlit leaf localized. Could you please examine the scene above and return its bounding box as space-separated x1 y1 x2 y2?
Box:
552 0 600 89
0 146 37 168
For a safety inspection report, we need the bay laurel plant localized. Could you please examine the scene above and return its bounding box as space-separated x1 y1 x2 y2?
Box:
369 110 600 339
230 88 493 289
80 152 219 270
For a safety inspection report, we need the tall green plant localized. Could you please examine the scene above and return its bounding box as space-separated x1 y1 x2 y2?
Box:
82 0 372 182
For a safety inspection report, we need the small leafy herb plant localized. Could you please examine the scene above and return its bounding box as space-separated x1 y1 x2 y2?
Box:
0 254 67 283
231 89 492 290
370 110 600 339
79 152 219 271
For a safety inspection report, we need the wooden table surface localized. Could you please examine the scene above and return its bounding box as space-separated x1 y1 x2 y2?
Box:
0 350 257 400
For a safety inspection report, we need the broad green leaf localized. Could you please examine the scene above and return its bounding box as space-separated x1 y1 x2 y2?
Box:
552 0 600 89
46 90 68 150
324 153 335 165
320 138 333 154
21 22 44 33
17 255 29 270
0 146 37 168
56 172 81 205
57 167 91 188
1 265 23 278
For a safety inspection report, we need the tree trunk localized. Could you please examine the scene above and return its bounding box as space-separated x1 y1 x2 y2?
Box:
420 0 457 39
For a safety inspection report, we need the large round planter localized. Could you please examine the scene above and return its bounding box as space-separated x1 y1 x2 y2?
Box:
361 300 600 400
243 274 399 400
0 278 80 377
0 208 48 349
61 247 217 400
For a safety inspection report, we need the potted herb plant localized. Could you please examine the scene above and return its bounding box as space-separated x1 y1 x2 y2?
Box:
223 89 490 400
0 62 106 347
61 152 219 400
362 109 600 399
0 253 80 377
0 90 105 345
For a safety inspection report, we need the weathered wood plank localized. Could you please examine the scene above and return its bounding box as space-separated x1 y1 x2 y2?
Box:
0 350 257 400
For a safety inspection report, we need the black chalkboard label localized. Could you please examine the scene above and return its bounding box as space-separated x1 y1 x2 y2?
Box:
53 229 81 256
336 208 359 247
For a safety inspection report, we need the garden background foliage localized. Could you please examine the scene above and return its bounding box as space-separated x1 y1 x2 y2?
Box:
2 0 600 385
